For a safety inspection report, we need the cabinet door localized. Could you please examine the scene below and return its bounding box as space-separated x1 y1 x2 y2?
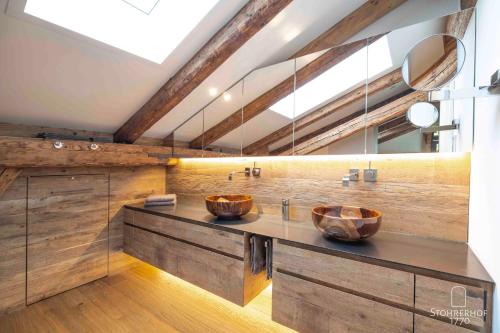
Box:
272 270 413 333
27 174 108 304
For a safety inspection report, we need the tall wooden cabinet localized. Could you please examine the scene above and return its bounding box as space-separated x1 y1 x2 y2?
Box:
26 174 109 304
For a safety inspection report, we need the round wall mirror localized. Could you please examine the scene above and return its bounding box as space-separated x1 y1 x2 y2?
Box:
402 34 466 91
407 102 439 128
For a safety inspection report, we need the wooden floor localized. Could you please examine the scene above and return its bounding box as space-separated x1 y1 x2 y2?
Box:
0 257 295 333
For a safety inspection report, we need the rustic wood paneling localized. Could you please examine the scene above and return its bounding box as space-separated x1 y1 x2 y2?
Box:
415 275 487 330
0 175 26 314
108 166 166 274
167 153 470 242
27 174 109 304
0 166 166 312
272 270 414 333
124 224 246 305
274 241 414 307
130 210 245 258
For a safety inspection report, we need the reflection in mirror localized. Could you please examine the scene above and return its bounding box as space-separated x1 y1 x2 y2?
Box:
171 110 204 157
407 102 439 128
289 39 372 156
362 8 476 154
238 59 296 156
402 34 466 91
172 109 204 157
201 80 244 156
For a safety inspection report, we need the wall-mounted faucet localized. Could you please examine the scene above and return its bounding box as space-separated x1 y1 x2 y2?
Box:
228 167 251 180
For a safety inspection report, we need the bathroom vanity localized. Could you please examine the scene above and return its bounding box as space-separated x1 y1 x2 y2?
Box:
124 204 494 333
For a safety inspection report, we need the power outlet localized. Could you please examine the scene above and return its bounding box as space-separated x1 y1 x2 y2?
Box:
364 169 378 182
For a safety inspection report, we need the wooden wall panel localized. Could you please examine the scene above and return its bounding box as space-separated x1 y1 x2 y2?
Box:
167 153 470 242
27 174 109 304
0 166 166 313
109 166 165 274
0 174 26 314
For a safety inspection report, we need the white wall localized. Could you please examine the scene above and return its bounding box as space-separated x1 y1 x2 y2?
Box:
468 0 500 332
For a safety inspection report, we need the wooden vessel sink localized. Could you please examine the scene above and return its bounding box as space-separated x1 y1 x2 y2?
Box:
205 194 253 219
312 205 382 241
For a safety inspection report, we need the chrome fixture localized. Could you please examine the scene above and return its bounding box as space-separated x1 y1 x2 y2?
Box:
53 141 64 149
349 169 359 181
364 162 378 182
282 199 290 221
252 162 261 177
342 175 350 187
89 143 99 150
228 167 251 181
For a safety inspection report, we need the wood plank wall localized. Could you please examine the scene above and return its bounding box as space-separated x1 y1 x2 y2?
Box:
167 153 470 242
0 166 166 314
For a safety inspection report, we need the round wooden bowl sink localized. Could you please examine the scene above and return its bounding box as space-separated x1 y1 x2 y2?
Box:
205 195 253 219
312 206 382 241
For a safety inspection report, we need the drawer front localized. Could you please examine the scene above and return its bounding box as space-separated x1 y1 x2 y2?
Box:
129 209 244 258
274 241 414 306
124 224 245 305
415 315 476 333
415 275 486 330
272 270 413 333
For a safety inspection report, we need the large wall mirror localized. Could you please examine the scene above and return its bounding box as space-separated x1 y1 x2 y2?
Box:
170 1 480 158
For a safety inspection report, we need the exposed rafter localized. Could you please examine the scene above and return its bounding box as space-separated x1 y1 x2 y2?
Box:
378 120 416 144
270 89 413 155
244 68 403 155
113 0 293 143
291 0 406 58
279 91 427 155
446 7 475 38
190 0 407 149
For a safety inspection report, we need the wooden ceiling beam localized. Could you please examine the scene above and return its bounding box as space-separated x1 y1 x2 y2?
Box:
0 168 22 197
113 0 293 144
378 121 416 144
446 7 475 39
190 0 406 149
279 91 427 155
291 0 406 58
270 89 413 155
0 136 234 168
244 68 403 155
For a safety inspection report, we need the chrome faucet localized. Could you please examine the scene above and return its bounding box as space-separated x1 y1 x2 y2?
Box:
282 199 290 221
228 167 251 180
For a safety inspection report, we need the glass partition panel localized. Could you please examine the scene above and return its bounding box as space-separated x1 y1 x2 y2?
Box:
290 39 369 156
241 59 296 156
203 80 244 156
172 109 204 158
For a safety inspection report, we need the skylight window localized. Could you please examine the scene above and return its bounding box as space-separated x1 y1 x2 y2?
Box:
24 0 218 63
270 36 394 119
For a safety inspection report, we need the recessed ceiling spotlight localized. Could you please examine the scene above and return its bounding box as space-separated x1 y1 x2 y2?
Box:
223 92 232 102
208 87 218 97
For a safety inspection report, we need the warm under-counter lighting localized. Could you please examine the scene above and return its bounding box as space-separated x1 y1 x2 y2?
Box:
179 152 470 164
223 92 232 102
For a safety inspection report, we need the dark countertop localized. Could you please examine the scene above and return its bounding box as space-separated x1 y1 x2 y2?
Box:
125 203 494 285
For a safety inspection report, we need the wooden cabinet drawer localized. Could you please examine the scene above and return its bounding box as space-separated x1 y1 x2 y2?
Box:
124 224 245 305
415 275 486 330
274 240 414 306
272 270 413 333
414 315 476 333
128 209 244 258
